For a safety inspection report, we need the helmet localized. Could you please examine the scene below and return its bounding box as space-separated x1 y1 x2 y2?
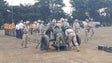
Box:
75 19 78 22
26 21 30 24
65 26 71 29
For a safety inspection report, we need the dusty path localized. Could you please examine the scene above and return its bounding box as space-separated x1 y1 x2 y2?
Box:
0 27 112 63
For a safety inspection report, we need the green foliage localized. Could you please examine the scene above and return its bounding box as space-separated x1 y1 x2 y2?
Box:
71 0 112 25
0 0 8 26
0 0 112 26
4 0 65 23
35 0 65 21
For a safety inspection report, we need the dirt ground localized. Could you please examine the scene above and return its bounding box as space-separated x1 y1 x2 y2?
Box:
0 27 112 63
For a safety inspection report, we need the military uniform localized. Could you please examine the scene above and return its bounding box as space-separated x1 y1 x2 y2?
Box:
21 22 30 48
73 19 80 34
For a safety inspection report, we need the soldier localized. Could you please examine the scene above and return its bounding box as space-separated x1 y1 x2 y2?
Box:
65 27 80 52
73 19 80 34
61 18 70 34
62 18 70 27
83 19 90 42
38 20 45 34
51 19 57 28
34 20 45 44
56 20 62 28
33 21 40 43
89 18 95 37
33 21 38 33
47 19 56 39
53 21 63 40
21 21 30 48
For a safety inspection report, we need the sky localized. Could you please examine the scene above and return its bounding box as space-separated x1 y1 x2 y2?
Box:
63 0 73 14
5 0 73 14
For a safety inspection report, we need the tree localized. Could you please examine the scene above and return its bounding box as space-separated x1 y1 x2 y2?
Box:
3 0 66 24
7 4 42 23
35 0 65 22
71 0 89 20
0 0 8 26
71 0 112 26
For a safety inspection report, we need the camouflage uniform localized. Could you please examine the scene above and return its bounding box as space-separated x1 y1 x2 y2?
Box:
73 19 80 34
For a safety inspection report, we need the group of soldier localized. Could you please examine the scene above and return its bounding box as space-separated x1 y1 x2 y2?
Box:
3 18 96 50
